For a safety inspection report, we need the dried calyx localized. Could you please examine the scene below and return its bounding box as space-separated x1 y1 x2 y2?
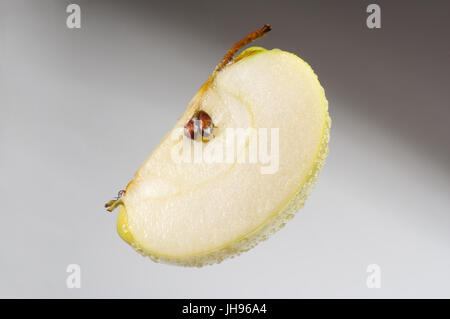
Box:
105 190 125 212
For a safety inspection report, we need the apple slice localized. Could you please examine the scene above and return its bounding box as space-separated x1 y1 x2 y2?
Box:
106 25 330 266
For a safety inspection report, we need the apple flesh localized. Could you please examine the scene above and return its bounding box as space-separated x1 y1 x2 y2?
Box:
110 44 330 266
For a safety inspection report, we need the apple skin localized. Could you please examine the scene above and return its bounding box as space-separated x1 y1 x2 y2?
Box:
115 47 330 267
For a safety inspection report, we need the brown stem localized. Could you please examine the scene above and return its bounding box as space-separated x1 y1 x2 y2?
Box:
215 24 272 72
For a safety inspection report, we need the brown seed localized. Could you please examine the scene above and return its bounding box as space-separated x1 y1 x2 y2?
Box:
184 110 214 141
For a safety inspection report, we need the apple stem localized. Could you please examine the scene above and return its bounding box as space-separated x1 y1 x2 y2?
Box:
215 24 272 72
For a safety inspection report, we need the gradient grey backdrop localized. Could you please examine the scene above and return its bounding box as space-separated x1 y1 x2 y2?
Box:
1 0 449 298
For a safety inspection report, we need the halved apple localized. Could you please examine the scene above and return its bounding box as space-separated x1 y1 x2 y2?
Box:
106 25 330 266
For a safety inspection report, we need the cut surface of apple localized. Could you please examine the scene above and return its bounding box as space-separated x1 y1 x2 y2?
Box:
108 27 330 266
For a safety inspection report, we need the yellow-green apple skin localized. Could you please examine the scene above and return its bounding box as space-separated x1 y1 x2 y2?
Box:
115 47 330 266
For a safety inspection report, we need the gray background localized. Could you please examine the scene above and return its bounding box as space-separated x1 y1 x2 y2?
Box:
1 0 449 298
